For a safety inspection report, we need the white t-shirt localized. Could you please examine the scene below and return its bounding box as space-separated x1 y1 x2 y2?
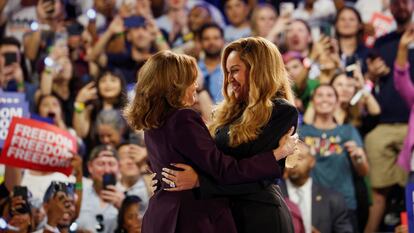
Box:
21 170 75 201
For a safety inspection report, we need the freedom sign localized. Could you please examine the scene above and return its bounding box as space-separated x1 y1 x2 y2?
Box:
0 117 77 176
0 92 29 147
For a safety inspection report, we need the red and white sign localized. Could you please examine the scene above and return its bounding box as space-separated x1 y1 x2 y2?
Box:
0 117 77 176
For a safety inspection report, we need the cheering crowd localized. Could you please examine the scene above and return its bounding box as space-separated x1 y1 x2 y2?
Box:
0 0 413 232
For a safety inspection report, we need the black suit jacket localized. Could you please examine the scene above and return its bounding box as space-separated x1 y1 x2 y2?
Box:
197 99 298 233
280 180 353 233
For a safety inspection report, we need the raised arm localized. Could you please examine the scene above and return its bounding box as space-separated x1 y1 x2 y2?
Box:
86 17 125 62
394 25 414 107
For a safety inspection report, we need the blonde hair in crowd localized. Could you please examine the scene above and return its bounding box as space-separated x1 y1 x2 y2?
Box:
124 50 198 130
209 37 294 147
250 3 277 37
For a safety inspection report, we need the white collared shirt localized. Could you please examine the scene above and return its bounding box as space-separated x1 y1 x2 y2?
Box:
286 178 313 233
117 178 150 215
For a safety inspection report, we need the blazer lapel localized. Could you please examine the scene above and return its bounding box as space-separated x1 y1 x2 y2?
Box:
312 184 324 228
279 180 289 198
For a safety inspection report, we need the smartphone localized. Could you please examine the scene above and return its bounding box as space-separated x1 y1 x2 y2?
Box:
4 52 17 66
345 55 358 78
13 186 28 200
103 173 116 189
124 16 146 29
86 8 97 20
280 2 294 18
320 24 332 37
13 186 30 214
5 79 18 92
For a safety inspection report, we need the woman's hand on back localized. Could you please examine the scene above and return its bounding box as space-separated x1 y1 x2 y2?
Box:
273 127 298 161
161 164 199 192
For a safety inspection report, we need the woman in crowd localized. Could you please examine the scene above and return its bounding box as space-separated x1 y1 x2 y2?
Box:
394 20 414 181
250 3 289 45
37 94 70 130
36 49 76 127
334 6 370 71
299 84 369 232
160 37 298 233
73 69 127 139
124 49 298 233
330 71 380 132
94 109 128 148
115 195 142 233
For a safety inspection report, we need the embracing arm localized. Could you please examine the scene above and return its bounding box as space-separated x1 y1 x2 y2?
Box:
172 110 284 185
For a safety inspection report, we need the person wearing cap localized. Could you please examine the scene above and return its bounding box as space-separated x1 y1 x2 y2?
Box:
41 182 76 233
75 145 124 233
87 15 169 84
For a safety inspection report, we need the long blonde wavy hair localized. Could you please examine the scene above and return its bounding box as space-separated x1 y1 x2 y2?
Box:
209 37 294 147
124 51 198 130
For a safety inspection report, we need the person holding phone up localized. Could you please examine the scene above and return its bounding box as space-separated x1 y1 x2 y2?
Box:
75 145 125 233
0 37 38 112
23 0 65 66
0 186 34 233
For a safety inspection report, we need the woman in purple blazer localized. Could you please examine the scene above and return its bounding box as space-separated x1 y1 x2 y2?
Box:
394 26 414 179
124 51 298 233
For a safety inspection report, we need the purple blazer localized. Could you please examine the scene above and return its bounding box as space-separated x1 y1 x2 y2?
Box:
394 63 414 172
142 109 282 233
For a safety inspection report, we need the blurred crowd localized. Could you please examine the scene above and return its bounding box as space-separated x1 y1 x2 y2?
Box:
0 0 413 233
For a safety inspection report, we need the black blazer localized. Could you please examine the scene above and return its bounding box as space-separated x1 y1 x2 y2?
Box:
197 98 298 233
280 180 353 233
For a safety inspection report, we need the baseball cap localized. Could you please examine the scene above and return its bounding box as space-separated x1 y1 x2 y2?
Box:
89 145 119 161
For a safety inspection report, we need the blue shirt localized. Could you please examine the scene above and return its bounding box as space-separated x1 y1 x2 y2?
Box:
198 59 224 104
373 31 414 123
224 25 251 43
299 124 363 210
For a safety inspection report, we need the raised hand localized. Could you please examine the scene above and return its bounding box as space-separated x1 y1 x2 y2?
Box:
75 82 98 103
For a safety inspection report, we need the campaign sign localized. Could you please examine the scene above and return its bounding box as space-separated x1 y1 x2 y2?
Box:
0 92 29 147
406 183 414 233
0 117 77 176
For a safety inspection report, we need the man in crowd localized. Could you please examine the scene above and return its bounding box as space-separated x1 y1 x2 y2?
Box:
197 23 225 104
76 145 124 233
87 15 169 84
281 143 353 233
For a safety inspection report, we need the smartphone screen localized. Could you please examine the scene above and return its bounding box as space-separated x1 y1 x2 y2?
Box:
103 173 116 189
345 56 357 77
4 52 18 66
13 186 28 199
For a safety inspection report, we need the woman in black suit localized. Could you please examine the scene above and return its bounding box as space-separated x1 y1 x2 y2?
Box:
124 50 298 233
161 37 298 233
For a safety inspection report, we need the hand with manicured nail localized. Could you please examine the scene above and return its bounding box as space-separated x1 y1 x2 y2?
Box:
161 164 199 192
